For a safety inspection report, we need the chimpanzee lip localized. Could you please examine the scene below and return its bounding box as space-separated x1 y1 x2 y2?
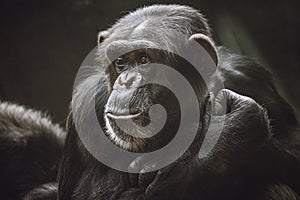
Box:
106 112 142 120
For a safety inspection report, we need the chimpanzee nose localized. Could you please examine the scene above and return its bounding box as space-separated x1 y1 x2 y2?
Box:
116 71 142 89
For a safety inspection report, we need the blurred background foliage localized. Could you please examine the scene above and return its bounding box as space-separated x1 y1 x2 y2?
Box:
0 0 299 123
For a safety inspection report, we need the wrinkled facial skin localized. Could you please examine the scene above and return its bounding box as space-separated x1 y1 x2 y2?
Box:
105 50 154 117
102 48 183 152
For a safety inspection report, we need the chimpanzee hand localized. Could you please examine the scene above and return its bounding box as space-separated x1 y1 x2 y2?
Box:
138 89 271 199
207 89 270 160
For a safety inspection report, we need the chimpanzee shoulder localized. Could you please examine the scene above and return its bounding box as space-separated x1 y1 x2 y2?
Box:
216 47 298 136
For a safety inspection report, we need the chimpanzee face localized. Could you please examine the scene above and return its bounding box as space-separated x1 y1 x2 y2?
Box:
103 45 182 152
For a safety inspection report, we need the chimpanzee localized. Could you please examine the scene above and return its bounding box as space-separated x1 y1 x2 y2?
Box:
0 102 64 200
0 4 299 200
58 4 300 200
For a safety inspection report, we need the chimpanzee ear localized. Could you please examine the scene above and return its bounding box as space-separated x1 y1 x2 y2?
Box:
189 33 218 66
97 31 110 45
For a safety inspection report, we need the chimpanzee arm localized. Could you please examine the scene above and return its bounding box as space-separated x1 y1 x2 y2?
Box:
0 102 65 199
189 89 300 200
139 89 271 199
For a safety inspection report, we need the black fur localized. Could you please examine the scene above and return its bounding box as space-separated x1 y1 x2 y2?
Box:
0 102 65 199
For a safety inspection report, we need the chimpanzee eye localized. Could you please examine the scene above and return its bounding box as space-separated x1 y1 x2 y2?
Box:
139 53 151 65
114 57 126 72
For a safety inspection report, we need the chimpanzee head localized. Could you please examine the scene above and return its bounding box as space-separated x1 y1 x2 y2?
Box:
95 5 218 152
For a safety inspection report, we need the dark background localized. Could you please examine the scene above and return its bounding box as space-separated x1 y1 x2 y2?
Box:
0 0 299 124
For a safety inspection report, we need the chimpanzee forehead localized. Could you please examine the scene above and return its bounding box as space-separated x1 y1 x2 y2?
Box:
108 22 165 42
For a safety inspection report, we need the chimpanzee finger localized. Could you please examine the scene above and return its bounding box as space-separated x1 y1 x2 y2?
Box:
213 89 255 115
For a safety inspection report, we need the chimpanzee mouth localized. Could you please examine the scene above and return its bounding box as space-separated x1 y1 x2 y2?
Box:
105 109 151 128
106 112 142 120
104 109 152 151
